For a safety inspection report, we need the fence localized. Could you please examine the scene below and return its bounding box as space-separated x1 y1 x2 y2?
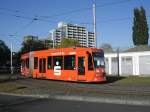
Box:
0 67 20 74
104 51 150 76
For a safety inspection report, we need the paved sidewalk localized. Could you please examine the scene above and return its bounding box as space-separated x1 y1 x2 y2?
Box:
0 74 150 106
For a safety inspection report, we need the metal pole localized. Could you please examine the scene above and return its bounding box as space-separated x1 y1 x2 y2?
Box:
10 41 13 74
53 37 55 49
117 48 120 78
93 3 97 48
52 32 55 49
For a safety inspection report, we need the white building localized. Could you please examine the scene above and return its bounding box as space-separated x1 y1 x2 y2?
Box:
105 46 150 76
50 22 95 48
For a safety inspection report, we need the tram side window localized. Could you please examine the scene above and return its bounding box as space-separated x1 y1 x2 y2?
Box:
88 54 93 70
53 56 63 69
64 55 75 70
34 57 38 69
47 56 52 69
26 58 29 68
78 57 85 75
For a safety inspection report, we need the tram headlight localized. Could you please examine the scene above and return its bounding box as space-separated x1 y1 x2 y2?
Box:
96 69 100 72
101 69 105 73
96 69 105 73
96 74 101 76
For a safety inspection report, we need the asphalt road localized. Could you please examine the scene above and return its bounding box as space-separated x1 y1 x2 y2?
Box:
0 94 150 112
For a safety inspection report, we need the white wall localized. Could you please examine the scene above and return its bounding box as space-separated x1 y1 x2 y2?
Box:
104 51 150 76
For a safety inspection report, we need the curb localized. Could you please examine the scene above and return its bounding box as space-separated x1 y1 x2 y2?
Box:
0 92 150 106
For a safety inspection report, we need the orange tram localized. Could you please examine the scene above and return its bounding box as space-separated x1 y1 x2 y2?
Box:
21 47 106 82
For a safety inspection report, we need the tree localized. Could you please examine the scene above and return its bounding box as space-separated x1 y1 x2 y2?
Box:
55 38 80 48
20 36 46 54
20 40 46 54
0 40 10 66
132 6 149 46
100 43 114 53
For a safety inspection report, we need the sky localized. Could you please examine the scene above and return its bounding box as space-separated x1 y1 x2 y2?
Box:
0 0 150 51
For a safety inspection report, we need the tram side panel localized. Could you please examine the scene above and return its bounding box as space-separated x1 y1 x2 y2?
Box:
46 50 77 81
21 53 30 77
23 48 106 82
32 51 39 78
76 49 98 82
60 54 77 81
29 52 34 77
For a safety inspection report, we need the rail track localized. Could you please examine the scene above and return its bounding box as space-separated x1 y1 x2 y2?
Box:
14 76 150 97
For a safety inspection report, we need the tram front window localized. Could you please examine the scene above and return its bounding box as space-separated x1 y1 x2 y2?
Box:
93 52 105 68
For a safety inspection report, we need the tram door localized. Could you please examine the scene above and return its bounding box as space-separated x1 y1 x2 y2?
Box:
78 56 86 81
39 58 46 73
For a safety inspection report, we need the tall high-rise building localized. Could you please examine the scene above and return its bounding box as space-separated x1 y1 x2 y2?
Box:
50 22 95 48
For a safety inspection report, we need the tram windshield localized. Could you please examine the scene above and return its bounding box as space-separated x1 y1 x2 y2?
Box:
93 52 105 68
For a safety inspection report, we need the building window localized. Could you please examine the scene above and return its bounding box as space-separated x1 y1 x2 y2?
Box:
34 57 38 69
47 56 52 69
64 55 75 70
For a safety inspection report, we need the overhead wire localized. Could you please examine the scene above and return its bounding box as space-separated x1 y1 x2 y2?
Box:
0 11 58 23
0 33 22 47
0 0 143 40
38 0 133 19
0 0 146 51
0 0 140 44
14 19 37 35
0 0 133 22
0 0 148 28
